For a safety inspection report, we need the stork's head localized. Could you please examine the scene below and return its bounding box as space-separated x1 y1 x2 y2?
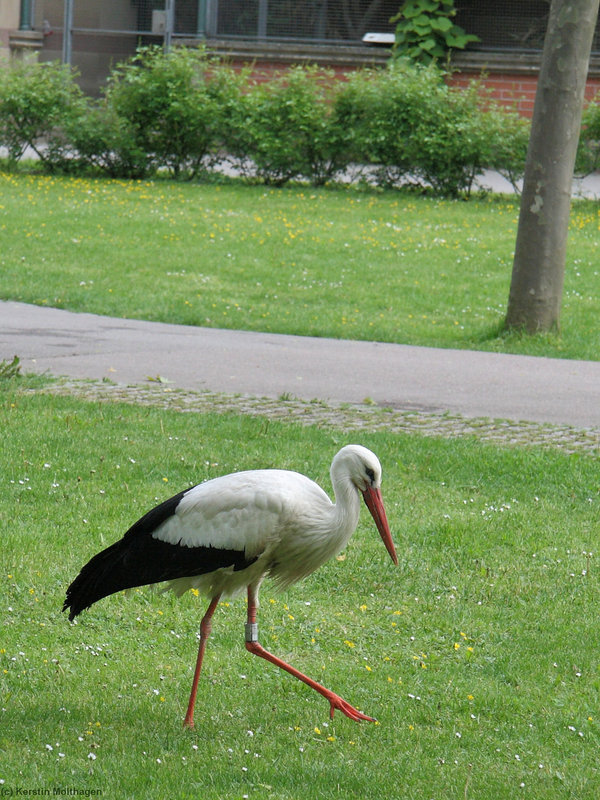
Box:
332 445 398 565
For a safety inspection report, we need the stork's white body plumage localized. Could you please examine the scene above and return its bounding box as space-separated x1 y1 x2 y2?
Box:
63 445 397 727
164 466 362 599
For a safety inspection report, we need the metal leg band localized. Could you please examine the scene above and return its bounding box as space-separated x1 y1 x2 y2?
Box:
245 622 259 643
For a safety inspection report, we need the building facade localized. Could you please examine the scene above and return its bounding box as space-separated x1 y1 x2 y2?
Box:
2 1 600 112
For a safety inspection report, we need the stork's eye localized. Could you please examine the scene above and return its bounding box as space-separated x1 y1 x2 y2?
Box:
365 467 375 485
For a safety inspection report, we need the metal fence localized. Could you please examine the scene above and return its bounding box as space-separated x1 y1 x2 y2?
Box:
29 0 600 51
210 1 399 42
36 1 401 51
29 1 402 92
456 0 551 52
21 1 600 93
33 0 173 92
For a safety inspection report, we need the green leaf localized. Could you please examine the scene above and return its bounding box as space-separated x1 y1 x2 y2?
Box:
401 0 438 17
429 16 453 32
445 31 479 47
413 14 433 28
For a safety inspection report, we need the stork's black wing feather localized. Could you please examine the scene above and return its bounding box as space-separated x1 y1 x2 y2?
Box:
63 489 257 621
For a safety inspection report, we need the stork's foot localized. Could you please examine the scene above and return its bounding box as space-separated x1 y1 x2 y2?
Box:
245 636 377 723
325 692 376 722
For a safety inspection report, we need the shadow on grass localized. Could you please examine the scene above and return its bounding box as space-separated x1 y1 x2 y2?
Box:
469 320 568 358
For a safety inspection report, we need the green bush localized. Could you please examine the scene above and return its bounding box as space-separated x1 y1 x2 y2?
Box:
576 96 600 175
413 79 528 196
203 63 254 175
335 62 528 196
412 78 482 195
479 103 530 191
241 66 352 186
0 57 84 167
63 99 151 179
0 49 530 196
334 65 419 183
103 46 234 178
335 63 453 190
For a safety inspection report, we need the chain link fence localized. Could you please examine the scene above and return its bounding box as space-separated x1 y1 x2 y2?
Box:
31 1 401 93
22 1 600 93
34 0 167 92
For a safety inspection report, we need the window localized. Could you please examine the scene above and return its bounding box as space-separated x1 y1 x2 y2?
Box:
209 0 399 43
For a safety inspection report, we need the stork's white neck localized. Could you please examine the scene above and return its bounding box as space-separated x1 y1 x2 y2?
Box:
330 471 362 548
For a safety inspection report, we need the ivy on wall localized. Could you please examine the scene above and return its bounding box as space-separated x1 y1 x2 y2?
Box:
391 0 479 65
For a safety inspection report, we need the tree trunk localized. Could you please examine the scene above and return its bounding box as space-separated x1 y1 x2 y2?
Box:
505 0 599 333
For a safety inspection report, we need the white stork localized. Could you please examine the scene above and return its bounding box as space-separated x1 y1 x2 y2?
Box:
63 444 397 727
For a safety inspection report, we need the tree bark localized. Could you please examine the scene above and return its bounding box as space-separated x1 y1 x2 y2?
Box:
505 0 599 333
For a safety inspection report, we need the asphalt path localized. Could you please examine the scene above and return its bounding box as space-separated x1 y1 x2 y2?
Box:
2 300 599 429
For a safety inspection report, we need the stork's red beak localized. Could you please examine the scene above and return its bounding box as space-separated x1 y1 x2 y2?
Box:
362 487 398 565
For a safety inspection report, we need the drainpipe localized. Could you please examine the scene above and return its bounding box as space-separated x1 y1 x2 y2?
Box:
11 0 43 58
164 0 174 51
19 0 33 31
258 0 267 38
197 0 206 37
203 0 217 38
62 0 73 63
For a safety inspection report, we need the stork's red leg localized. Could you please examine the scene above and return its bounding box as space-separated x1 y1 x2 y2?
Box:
183 594 221 729
244 587 375 723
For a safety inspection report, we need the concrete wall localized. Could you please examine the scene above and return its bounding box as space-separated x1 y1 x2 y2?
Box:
0 1 20 50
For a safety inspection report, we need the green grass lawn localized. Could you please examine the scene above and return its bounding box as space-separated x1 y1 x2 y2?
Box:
1 172 599 360
1 376 598 798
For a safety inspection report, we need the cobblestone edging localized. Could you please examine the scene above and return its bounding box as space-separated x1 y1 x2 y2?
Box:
36 379 600 456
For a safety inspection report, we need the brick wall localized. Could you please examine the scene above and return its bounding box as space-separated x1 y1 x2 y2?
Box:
203 42 600 118
447 71 600 117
